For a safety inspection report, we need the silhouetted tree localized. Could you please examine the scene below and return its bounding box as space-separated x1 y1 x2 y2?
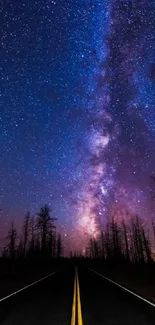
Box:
85 214 154 265
111 217 122 260
152 218 155 241
48 220 56 257
132 216 146 263
29 216 35 255
37 205 52 253
17 235 24 258
36 205 57 257
6 222 17 259
122 220 130 262
89 238 94 258
142 228 152 263
105 223 111 260
57 234 63 258
22 211 30 256
100 230 105 260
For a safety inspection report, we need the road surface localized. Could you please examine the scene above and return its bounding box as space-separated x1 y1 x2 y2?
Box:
0 264 155 324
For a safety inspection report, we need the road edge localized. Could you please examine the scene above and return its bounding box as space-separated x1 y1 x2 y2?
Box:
89 268 155 308
0 269 60 303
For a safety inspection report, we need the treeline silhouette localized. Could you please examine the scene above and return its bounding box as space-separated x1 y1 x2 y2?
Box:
3 205 63 261
3 207 155 267
85 215 155 265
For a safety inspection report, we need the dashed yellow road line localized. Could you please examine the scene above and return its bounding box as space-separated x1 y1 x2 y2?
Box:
71 268 83 325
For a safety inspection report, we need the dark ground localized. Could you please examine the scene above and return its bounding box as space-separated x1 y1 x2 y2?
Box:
0 258 64 299
0 263 155 325
87 261 155 303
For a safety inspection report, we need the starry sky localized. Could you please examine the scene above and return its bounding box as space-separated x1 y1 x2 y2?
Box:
1 0 155 252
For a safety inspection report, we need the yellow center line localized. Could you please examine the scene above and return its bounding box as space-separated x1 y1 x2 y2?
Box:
71 268 83 325
71 269 77 325
76 270 83 325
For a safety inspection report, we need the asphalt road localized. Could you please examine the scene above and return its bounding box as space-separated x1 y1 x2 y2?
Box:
0 264 155 325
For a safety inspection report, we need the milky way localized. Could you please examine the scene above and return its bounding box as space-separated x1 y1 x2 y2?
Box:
1 1 155 252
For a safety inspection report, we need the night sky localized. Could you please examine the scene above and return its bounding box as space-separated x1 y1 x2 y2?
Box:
1 0 155 252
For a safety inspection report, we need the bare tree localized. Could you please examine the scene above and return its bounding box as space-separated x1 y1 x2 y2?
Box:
105 223 111 261
122 220 130 262
57 234 63 258
48 221 56 257
22 211 30 256
142 228 152 263
6 222 17 259
17 235 24 258
37 205 52 252
152 218 155 240
100 230 105 260
132 216 145 263
110 217 123 261
28 216 35 255
37 205 57 254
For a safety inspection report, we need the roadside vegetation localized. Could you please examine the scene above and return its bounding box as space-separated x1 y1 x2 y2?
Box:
0 205 65 299
80 215 155 302
3 204 63 260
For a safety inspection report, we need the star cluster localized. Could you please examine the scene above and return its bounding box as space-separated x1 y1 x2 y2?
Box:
1 0 155 251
